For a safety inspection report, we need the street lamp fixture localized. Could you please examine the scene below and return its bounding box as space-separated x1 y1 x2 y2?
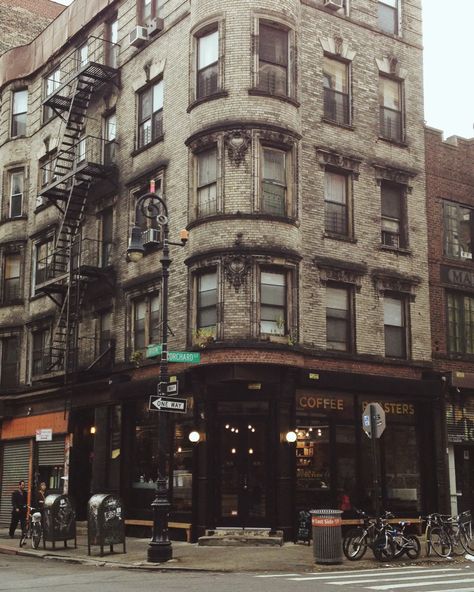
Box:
127 185 188 563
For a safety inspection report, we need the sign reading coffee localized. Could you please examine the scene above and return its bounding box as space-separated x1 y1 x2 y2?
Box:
296 390 353 418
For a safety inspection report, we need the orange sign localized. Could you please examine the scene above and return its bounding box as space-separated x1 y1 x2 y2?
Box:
311 517 342 527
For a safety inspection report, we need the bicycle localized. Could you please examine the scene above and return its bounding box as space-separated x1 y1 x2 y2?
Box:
438 511 474 556
391 521 421 559
343 509 395 561
19 506 43 549
423 513 452 558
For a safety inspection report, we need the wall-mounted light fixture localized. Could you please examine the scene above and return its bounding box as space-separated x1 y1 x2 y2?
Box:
285 430 297 443
188 431 201 443
90 426 96 435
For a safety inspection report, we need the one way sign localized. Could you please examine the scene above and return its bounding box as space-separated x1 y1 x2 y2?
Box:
149 395 187 414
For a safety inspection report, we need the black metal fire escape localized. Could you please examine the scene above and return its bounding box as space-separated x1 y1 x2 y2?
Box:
36 36 119 378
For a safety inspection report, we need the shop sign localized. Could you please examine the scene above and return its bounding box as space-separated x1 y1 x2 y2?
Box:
447 401 474 443
361 400 415 419
295 390 353 418
441 265 474 291
36 428 52 441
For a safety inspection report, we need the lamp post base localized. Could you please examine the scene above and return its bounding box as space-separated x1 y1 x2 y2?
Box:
147 541 172 563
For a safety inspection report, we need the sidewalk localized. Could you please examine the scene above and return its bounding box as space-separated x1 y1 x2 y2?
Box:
0 529 469 573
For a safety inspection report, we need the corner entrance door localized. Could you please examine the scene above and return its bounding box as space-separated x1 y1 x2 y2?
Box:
217 401 269 526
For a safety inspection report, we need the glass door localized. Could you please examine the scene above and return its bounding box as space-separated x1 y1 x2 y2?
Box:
217 401 269 526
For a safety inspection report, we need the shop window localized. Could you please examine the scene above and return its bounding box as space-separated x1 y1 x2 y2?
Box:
2 253 21 303
172 419 194 513
43 68 61 123
326 286 352 352
137 79 164 149
336 425 356 510
132 293 161 350
104 112 117 165
196 29 219 100
444 201 474 260
295 423 331 509
379 76 403 142
323 57 350 126
384 295 408 358
325 171 349 236
260 269 286 335
0 336 19 388
381 182 406 248
261 146 288 216
99 208 113 267
31 328 51 377
11 90 27 138
447 292 474 355
105 16 119 68
257 22 289 97
107 405 121 490
7 169 24 219
384 424 420 511
196 271 217 338
378 0 399 35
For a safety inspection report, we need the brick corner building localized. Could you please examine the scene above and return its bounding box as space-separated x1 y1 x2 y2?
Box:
0 0 442 540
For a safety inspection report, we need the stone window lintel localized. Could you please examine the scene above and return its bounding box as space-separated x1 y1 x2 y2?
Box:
316 147 361 179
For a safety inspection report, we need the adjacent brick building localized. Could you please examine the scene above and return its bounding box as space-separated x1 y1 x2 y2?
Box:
425 126 474 516
0 0 443 539
0 0 64 55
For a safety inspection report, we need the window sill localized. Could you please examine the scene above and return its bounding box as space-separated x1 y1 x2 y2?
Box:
248 88 300 108
34 202 53 214
321 117 354 131
0 215 27 226
379 244 412 256
323 232 357 244
378 135 408 148
131 135 164 157
187 212 299 229
187 90 229 113
0 299 23 307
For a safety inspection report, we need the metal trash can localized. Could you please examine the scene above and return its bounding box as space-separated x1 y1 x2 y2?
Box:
310 509 343 565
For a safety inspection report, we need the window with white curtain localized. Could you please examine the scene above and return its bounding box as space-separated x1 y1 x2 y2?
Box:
323 57 350 125
260 270 286 335
197 147 217 216
325 172 348 235
262 147 287 216
197 29 219 99
9 170 24 218
384 296 407 358
379 76 403 142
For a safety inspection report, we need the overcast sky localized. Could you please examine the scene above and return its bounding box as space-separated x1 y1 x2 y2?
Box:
50 1 473 139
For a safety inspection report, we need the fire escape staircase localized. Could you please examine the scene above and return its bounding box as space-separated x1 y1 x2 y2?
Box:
36 38 120 376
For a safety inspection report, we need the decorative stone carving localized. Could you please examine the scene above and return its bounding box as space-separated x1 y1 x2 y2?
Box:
372 269 421 297
223 254 252 291
188 132 221 153
224 130 251 166
319 36 356 61
372 163 417 193
315 257 367 290
375 56 407 79
316 148 362 179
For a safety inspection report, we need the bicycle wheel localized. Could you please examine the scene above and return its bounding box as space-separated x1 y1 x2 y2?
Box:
459 526 474 554
405 534 421 559
31 523 41 549
373 533 396 561
18 531 26 548
449 524 464 556
343 528 368 561
430 527 452 558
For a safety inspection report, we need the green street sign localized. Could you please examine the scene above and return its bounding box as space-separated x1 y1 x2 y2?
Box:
146 344 201 364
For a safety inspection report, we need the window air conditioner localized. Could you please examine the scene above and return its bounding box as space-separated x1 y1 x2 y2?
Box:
147 17 164 37
324 0 344 10
129 26 148 48
142 228 161 246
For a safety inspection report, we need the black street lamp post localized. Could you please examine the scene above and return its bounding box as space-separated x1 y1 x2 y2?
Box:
127 186 188 563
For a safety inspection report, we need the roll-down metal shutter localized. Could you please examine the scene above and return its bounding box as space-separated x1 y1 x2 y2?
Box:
0 441 30 527
38 438 65 466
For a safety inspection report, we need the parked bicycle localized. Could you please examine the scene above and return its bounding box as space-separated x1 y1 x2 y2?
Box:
19 506 43 549
423 511 474 557
391 520 421 559
423 513 453 557
343 509 395 561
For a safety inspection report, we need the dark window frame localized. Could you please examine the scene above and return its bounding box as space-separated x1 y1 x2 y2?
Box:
447 292 474 355
196 27 219 100
138 0 157 25
31 327 51 377
324 170 351 237
137 79 164 150
379 75 404 143
443 200 474 261
11 89 27 138
323 56 351 126
261 144 289 217
196 269 218 337
2 252 21 304
257 21 291 98
0 335 20 388
132 293 161 350
377 0 399 35
196 145 218 218
381 181 407 249
384 294 408 359
259 267 288 336
43 67 61 123
326 284 354 352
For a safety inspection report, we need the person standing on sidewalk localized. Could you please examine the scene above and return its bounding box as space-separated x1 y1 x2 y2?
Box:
9 480 27 538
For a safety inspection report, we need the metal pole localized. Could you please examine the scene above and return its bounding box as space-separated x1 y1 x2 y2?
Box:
147 222 173 563
370 404 381 519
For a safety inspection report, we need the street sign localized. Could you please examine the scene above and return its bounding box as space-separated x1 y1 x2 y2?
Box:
362 403 386 439
146 344 201 364
157 381 179 396
149 395 187 414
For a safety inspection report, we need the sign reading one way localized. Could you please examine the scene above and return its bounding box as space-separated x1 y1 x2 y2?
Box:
149 395 187 414
362 402 386 439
